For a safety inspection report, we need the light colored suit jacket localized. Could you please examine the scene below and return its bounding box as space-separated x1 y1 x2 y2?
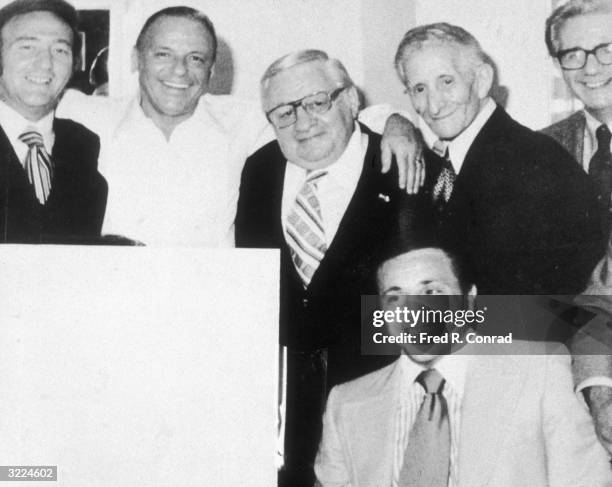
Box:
315 342 612 487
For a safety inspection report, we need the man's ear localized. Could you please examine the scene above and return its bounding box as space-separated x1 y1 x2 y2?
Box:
475 63 494 100
345 85 360 118
131 47 139 74
466 284 477 309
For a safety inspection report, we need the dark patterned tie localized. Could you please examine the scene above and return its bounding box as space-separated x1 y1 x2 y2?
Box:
399 368 451 487
589 124 612 236
285 170 328 287
432 141 455 210
19 130 53 204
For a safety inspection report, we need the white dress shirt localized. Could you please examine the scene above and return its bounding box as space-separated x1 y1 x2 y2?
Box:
281 124 367 247
420 97 496 174
393 353 470 487
0 100 55 164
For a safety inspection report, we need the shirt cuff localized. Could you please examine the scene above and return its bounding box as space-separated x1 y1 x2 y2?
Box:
576 376 612 409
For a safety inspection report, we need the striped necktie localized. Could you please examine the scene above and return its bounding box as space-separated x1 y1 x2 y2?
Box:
285 170 328 287
399 368 450 487
432 140 455 209
19 130 53 205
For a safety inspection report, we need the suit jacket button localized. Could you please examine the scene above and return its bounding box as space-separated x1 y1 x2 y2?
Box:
302 298 309 308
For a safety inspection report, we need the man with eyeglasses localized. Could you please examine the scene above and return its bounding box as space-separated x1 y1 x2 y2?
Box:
543 0 612 457
235 49 424 486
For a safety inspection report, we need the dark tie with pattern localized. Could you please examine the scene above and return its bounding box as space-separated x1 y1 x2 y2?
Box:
432 141 455 211
399 368 451 487
589 124 612 236
19 129 53 205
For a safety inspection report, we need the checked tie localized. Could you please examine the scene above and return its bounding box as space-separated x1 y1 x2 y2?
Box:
19 129 53 205
589 124 612 236
285 170 328 288
432 140 455 210
399 368 451 487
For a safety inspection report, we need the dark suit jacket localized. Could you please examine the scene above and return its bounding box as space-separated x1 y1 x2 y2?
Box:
423 106 603 295
0 117 107 243
236 124 417 384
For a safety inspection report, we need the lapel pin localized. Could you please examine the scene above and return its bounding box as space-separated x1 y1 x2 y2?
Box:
378 193 390 203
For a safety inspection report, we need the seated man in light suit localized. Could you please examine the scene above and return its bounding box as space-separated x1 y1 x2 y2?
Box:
394 22 602 295
235 49 421 486
315 239 612 487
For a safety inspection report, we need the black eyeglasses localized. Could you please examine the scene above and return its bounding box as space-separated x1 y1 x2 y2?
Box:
266 86 347 129
557 42 612 70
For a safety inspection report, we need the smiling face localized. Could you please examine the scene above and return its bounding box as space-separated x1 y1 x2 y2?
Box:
135 15 214 133
262 60 359 170
557 11 612 123
0 10 74 121
398 41 492 140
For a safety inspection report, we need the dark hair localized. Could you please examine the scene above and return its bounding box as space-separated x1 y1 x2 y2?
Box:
0 0 81 70
376 227 475 295
135 6 217 63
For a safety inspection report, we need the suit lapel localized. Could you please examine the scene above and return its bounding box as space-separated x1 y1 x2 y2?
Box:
309 127 390 288
342 362 401 486
0 123 38 205
458 352 528 487
569 111 585 166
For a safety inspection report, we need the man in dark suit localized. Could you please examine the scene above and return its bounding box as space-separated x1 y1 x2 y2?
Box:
235 49 415 486
0 0 106 243
394 22 603 295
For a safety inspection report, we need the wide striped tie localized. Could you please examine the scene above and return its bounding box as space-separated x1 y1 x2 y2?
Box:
286 170 328 287
432 140 455 210
19 130 53 205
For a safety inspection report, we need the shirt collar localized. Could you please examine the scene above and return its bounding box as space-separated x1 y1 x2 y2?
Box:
0 100 55 152
399 351 471 399
286 122 366 188
421 97 496 174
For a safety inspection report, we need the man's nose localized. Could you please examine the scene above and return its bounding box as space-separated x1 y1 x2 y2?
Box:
34 48 53 70
427 90 446 116
294 105 316 131
172 57 188 76
584 51 603 75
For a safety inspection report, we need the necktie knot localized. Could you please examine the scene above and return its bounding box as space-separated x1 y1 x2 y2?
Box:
432 139 448 158
597 124 612 151
306 169 327 187
19 130 45 148
416 368 445 394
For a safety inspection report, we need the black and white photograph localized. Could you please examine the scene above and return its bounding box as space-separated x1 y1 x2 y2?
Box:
0 0 611 485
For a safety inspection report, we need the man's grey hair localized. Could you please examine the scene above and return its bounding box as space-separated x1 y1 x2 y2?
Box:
545 0 612 56
260 49 354 100
394 23 488 84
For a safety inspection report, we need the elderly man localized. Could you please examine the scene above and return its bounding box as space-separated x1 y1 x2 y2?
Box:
57 6 419 247
315 239 612 487
394 22 602 295
543 0 612 455
0 0 106 243
235 49 420 486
